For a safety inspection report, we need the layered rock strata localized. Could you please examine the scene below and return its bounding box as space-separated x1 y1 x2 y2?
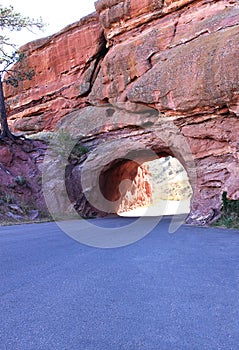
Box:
3 0 239 224
4 14 105 133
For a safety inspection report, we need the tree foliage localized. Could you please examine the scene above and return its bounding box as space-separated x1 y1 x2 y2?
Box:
0 4 44 140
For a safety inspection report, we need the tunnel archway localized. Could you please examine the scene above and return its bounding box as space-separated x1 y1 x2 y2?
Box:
65 118 198 221
98 149 193 219
64 110 197 221
44 103 234 226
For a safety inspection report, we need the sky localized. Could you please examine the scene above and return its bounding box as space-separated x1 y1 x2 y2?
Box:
1 0 96 47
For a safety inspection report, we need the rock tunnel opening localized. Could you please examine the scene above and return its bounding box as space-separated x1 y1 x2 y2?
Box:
99 150 193 218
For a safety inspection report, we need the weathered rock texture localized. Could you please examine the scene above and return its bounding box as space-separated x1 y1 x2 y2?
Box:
4 14 105 133
67 154 152 218
3 0 239 224
0 140 48 222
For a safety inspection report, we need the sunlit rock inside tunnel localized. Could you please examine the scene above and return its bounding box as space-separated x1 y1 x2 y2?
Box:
118 156 192 217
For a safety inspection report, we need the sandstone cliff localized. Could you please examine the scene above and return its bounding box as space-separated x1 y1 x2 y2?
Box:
4 14 105 133
3 0 239 224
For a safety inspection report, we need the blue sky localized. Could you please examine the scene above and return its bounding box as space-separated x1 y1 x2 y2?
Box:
1 0 96 46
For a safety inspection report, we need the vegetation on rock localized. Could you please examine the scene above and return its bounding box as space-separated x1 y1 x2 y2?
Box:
214 192 239 229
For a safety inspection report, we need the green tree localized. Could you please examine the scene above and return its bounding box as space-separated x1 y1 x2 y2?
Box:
0 4 44 140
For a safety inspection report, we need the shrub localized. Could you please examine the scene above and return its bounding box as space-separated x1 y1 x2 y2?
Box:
214 192 239 229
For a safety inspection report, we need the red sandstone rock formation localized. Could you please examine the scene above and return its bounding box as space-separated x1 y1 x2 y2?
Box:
0 140 47 222
4 14 104 133
66 154 152 218
91 0 239 114
2 0 239 224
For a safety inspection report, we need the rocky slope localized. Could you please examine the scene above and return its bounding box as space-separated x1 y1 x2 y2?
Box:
2 0 239 224
0 140 48 223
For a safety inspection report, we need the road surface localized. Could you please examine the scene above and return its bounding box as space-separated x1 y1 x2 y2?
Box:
0 217 239 349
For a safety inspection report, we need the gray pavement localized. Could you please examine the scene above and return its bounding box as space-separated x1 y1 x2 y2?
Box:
0 217 239 350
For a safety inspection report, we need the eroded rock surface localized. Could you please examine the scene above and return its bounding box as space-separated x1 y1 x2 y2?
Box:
4 14 104 133
3 0 239 224
0 140 48 223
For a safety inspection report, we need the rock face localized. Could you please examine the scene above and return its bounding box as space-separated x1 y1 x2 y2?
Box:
0 140 47 222
3 0 239 224
4 14 105 133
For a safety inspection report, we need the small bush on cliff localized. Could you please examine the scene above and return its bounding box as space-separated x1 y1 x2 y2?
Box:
0 4 44 140
72 144 89 157
50 130 89 160
50 130 76 158
214 192 239 229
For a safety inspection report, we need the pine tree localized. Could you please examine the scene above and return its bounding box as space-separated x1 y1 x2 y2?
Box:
0 4 44 140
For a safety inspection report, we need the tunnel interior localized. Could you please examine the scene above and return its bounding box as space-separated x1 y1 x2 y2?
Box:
99 149 193 217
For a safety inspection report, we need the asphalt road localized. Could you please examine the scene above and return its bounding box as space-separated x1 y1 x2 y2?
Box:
0 217 239 350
